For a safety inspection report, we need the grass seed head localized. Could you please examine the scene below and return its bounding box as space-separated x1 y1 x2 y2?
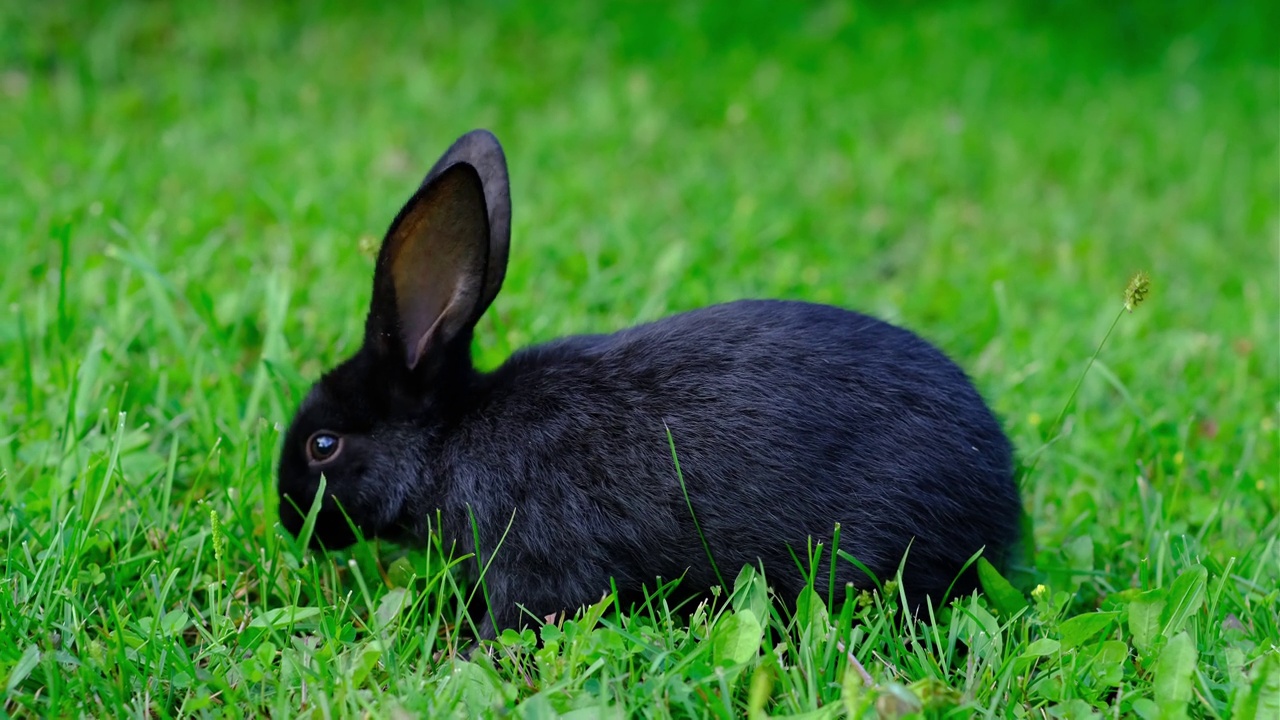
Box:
1124 271 1151 312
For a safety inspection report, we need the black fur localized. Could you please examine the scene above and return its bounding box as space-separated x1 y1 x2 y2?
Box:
278 129 1022 636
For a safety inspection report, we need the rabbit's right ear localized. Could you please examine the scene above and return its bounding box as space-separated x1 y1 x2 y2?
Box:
421 129 510 320
366 162 490 371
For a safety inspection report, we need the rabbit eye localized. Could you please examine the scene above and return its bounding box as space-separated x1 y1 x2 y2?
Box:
306 432 343 464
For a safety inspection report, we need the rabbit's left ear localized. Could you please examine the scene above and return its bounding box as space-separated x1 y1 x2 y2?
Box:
421 129 510 319
367 161 490 371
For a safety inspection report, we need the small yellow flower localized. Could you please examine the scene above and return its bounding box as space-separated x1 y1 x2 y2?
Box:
1031 584 1048 601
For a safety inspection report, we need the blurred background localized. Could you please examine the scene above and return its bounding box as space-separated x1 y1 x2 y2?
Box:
1 0 1276 553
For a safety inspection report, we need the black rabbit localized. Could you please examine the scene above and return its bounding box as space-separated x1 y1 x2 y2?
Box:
278 129 1022 636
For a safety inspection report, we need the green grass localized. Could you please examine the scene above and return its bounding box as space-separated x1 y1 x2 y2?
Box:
2 0 1277 716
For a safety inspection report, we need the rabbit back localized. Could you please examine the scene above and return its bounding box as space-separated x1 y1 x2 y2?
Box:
431 299 1019 623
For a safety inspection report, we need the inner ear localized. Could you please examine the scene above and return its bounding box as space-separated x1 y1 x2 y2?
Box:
380 163 489 370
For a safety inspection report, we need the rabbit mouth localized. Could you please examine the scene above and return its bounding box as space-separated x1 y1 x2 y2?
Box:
307 512 361 549
277 478 413 550
278 492 356 549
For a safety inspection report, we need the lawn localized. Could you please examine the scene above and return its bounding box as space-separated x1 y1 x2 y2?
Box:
1 1 1277 717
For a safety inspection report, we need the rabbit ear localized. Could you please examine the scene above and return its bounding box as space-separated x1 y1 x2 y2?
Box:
421 129 510 319
368 161 490 371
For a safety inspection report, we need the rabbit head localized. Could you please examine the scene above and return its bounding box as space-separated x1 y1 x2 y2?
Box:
277 130 511 548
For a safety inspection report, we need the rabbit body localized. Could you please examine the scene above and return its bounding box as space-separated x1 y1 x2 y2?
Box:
277 130 1021 636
